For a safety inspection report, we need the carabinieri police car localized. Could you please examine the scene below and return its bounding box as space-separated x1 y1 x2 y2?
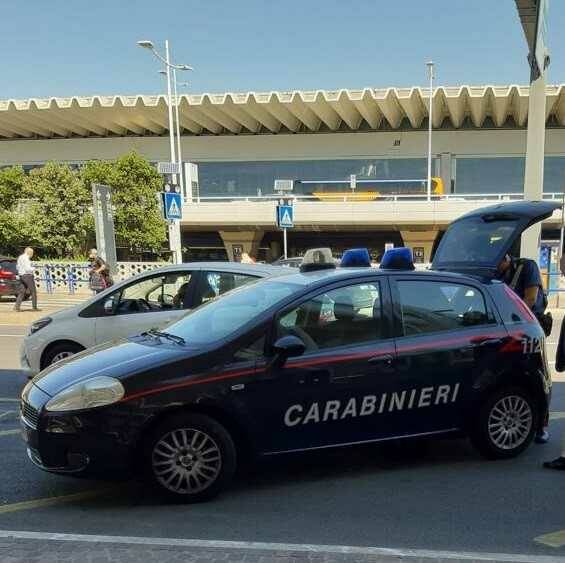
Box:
21 201 558 502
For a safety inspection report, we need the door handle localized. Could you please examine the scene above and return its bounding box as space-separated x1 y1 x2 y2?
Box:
368 354 394 366
474 338 503 348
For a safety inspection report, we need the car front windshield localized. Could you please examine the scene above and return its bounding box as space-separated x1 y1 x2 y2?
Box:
435 218 518 265
165 280 298 344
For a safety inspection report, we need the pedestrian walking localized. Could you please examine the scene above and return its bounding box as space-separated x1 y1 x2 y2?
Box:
88 248 113 294
497 252 551 444
14 247 39 312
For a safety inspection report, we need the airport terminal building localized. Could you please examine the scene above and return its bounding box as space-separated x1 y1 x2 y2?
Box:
1 84 565 262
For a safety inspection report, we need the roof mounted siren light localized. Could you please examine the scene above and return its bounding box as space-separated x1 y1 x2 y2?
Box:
341 248 371 268
380 247 415 270
299 248 336 273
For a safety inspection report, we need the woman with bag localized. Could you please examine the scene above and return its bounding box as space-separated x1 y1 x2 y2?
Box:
88 248 113 294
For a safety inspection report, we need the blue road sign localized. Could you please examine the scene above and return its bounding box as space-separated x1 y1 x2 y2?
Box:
277 205 294 228
163 192 182 220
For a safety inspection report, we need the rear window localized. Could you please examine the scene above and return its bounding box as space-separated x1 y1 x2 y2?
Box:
0 260 16 273
490 283 536 325
434 218 518 265
397 280 491 336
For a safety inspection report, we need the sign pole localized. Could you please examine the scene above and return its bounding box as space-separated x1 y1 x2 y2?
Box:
283 228 288 259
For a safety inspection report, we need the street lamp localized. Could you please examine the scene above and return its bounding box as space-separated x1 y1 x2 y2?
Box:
159 69 185 200
426 61 435 202
138 39 193 265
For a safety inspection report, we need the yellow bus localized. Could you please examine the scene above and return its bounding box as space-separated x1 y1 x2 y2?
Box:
295 177 444 201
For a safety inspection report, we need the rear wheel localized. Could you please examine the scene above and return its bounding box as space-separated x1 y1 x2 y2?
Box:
143 413 236 502
470 386 537 460
42 342 84 369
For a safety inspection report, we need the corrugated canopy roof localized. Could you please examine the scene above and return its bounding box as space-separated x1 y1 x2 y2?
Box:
0 85 564 139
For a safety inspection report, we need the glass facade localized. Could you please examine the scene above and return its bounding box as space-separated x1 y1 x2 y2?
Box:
196 158 432 197
455 156 565 194
455 157 525 194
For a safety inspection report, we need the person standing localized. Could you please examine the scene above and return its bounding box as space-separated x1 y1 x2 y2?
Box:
497 253 550 444
14 247 39 312
88 248 113 294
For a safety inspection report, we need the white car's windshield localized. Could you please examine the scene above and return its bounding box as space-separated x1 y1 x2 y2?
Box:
166 279 298 344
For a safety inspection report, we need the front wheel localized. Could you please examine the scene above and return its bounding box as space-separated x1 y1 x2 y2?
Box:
144 413 236 502
42 342 84 369
470 386 538 460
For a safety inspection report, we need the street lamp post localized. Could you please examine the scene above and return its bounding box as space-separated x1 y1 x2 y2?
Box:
426 61 435 202
137 39 192 265
160 68 185 198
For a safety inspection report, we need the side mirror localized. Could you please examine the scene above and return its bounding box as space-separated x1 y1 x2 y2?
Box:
272 335 306 367
103 298 114 315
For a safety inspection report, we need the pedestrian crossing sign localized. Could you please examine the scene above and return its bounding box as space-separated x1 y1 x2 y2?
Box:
277 205 294 228
163 192 182 220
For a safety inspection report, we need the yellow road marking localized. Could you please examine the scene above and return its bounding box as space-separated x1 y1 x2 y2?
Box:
535 529 565 548
0 429 19 437
0 488 114 515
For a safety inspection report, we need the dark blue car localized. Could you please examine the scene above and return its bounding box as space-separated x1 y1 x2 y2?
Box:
21 201 558 502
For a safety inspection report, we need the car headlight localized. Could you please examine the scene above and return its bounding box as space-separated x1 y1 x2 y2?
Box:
45 376 125 412
30 317 52 335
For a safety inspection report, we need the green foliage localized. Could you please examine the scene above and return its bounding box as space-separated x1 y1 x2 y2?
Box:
0 166 26 210
0 153 167 259
80 152 166 252
0 166 30 255
24 163 93 258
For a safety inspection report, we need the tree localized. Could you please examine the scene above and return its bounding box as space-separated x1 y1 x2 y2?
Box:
0 166 26 211
0 166 28 256
80 152 166 253
24 163 93 258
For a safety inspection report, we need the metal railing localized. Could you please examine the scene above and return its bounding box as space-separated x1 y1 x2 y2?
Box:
187 192 564 204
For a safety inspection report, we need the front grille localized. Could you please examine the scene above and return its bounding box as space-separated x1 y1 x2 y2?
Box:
21 401 39 429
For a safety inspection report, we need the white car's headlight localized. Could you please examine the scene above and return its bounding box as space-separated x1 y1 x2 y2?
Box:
45 376 125 412
29 317 52 335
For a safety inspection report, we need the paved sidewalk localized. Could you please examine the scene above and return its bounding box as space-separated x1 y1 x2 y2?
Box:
0 292 90 325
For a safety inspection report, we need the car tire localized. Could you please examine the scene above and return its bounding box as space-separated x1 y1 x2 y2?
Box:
143 413 237 503
470 386 538 460
42 342 84 369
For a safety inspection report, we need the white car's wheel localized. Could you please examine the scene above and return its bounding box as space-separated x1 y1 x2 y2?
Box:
42 343 84 369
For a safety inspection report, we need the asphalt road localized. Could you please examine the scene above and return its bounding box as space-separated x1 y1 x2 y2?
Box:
2 316 565 560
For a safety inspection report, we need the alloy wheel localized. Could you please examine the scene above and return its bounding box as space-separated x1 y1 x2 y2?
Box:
151 428 222 494
487 395 532 451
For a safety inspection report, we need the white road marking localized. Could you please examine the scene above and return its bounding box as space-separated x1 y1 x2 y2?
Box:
0 334 24 338
0 411 17 420
0 399 19 403
0 531 561 562
0 430 20 437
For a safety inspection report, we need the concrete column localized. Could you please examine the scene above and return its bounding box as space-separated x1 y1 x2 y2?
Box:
219 231 264 262
521 72 547 261
400 230 440 263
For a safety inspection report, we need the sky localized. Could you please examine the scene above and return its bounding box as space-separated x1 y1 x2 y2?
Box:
2 0 564 100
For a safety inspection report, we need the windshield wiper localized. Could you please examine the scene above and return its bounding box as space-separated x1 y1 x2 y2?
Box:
146 328 186 345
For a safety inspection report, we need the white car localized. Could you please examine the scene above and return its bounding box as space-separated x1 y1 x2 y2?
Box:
21 262 283 377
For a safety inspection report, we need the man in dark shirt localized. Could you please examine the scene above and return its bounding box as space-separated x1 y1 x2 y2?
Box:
498 254 545 314
497 254 549 444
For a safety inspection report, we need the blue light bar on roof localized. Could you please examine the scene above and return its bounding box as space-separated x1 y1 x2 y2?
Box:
380 247 415 270
341 248 371 268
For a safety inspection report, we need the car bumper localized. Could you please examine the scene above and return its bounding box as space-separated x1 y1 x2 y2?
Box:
0 280 20 296
19 344 34 379
21 387 136 479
